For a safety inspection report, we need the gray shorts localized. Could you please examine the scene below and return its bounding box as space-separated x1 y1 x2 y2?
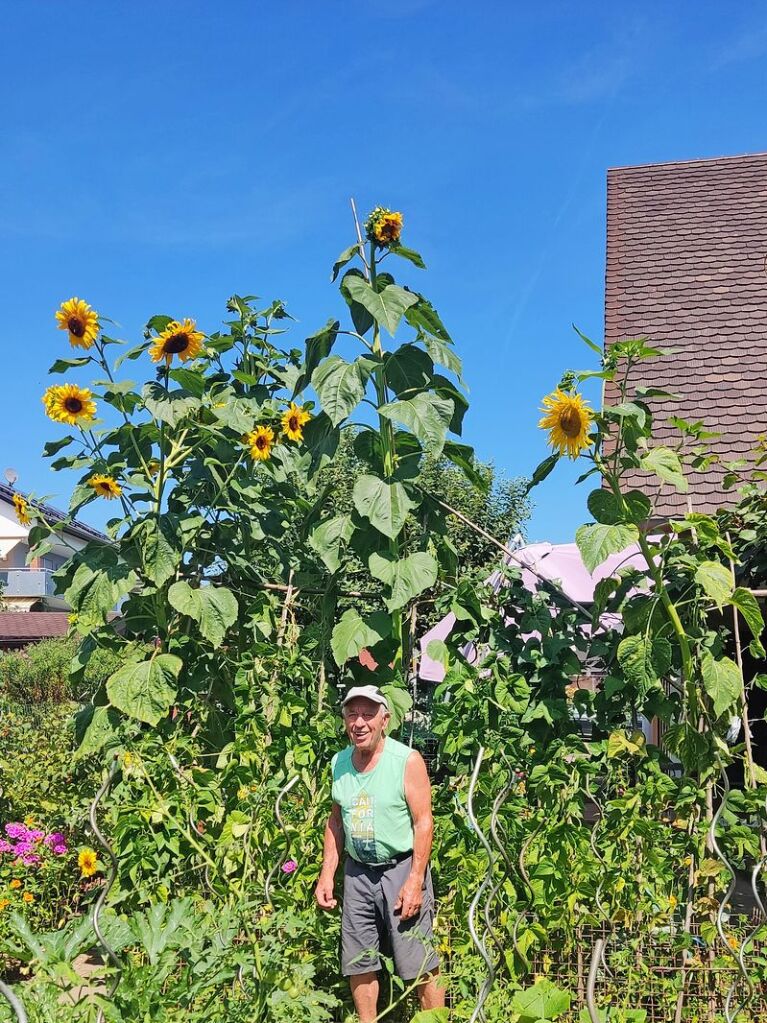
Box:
341 853 439 981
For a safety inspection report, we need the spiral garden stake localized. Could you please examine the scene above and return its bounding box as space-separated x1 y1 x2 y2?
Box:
466 746 496 1023
585 937 605 1023
264 774 300 905
0 980 27 1023
88 756 121 1023
708 768 754 1023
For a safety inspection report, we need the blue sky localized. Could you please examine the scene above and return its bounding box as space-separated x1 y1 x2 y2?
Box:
3 1 767 542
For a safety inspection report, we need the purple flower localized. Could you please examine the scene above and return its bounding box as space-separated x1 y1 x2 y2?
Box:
44 833 66 847
0 840 12 854
5 823 27 840
52 843 68 856
20 853 40 866
27 829 44 842
281 859 298 874
12 841 34 856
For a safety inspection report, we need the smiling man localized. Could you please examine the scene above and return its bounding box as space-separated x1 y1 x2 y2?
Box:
315 684 444 1023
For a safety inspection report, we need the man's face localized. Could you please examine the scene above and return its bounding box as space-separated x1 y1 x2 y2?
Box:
343 697 389 751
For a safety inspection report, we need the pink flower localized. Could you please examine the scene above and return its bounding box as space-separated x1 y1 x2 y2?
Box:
44 833 66 847
281 859 298 874
27 829 44 842
20 853 40 866
52 843 68 856
5 823 27 840
13 841 34 856
0 840 12 854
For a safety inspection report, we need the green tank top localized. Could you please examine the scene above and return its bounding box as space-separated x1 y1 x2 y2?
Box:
331 737 414 865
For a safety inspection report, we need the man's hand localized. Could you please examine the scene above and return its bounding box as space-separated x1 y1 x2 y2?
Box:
315 875 337 910
394 874 423 920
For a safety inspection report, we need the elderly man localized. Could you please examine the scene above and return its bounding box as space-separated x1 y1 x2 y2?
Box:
315 684 444 1023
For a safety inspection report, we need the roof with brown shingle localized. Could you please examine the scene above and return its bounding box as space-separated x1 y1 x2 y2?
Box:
0 612 71 645
604 152 767 516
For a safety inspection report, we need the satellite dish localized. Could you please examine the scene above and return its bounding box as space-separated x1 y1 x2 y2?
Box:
4 468 18 486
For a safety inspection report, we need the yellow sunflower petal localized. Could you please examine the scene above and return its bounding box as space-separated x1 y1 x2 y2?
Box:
538 389 593 459
148 318 205 366
246 425 275 461
86 474 122 500
42 384 97 427
55 297 100 350
281 402 311 442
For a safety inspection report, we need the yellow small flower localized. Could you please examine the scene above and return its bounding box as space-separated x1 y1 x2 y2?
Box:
669 894 678 909
22 892 34 904
281 402 311 443
86 474 122 500
12 493 30 526
727 935 739 951
55 297 100 350
24 816 35 827
365 207 404 247
78 848 99 878
123 751 134 769
0 899 9 912
149 318 205 366
246 425 275 462
237 785 249 801
43 384 97 427
683 856 693 867
9 879 21 890
539 389 594 459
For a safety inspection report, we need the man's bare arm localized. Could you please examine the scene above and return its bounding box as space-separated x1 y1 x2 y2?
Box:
315 802 344 910
396 751 434 919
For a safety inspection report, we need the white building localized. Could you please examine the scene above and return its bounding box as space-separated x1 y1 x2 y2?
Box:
0 482 106 613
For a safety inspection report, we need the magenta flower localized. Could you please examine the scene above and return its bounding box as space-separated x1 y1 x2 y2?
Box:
52 843 68 856
27 829 45 842
281 859 298 874
13 841 34 856
44 833 66 847
0 840 12 854
5 823 27 840
20 853 40 866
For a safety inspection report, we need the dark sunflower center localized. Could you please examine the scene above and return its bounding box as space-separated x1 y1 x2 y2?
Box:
288 416 299 431
68 316 86 337
99 482 111 492
64 397 84 414
560 408 582 438
256 436 268 449
164 333 190 354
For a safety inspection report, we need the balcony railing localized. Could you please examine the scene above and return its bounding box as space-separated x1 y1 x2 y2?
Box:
0 568 58 598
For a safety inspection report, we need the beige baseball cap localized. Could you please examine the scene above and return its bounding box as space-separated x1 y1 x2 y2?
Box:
341 685 390 712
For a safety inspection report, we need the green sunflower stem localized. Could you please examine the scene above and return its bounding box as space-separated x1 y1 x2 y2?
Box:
369 240 403 672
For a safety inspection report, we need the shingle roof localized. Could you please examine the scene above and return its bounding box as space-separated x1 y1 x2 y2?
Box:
0 482 107 543
604 152 767 516
0 612 71 644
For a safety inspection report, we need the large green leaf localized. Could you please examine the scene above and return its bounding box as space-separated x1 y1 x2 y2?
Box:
405 296 452 342
331 245 359 282
211 397 259 434
526 453 559 492
378 393 454 457
443 440 488 492
380 684 414 732
388 243 426 269
343 276 418 337
64 558 138 626
729 587 766 657
575 522 639 574
48 356 91 374
330 608 391 665
141 518 181 587
694 560 733 607
300 319 339 387
383 344 433 396
309 514 354 573
311 355 371 426
617 634 672 694
142 383 201 427
368 551 438 610
511 979 571 1021
107 654 182 726
167 582 239 649
352 475 415 539
74 706 123 760
424 337 464 385
640 446 688 493
700 652 742 718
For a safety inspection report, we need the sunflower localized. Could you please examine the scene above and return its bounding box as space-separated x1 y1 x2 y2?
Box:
149 318 205 366
12 493 30 526
55 297 100 350
87 474 122 500
539 389 594 459
78 848 98 877
281 402 311 442
43 384 97 426
365 207 403 247
246 425 275 462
